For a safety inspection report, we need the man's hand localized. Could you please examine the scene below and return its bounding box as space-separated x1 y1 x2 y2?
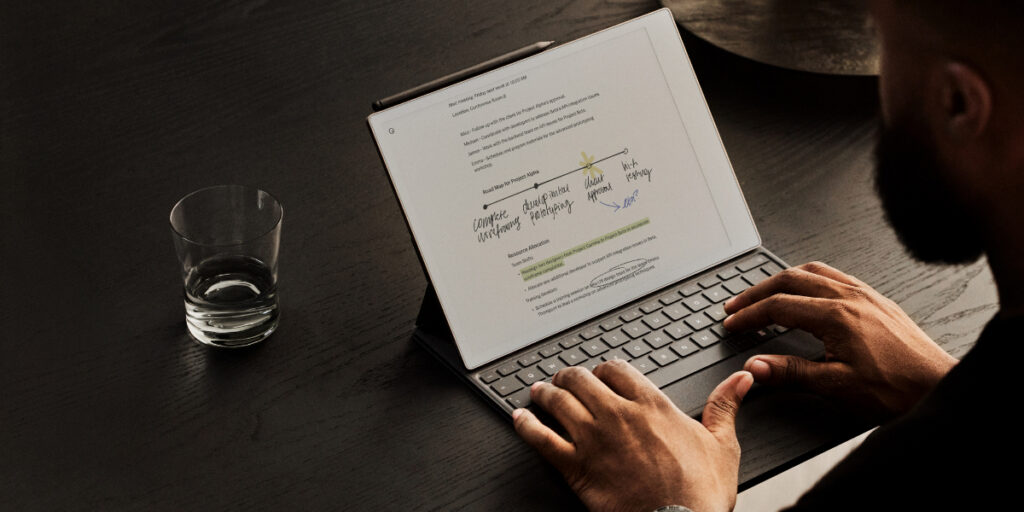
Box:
723 261 957 420
513 361 753 512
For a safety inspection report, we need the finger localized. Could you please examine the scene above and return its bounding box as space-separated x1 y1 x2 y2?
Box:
513 408 576 472
724 267 844 314
552 366 622 414
796 261 864 287
592 359 661 402
702 371 754 438
743 354 852 396
722 293 841 338
530 381 593 434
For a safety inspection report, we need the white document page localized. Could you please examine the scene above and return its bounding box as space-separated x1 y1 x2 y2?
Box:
369 9 759 369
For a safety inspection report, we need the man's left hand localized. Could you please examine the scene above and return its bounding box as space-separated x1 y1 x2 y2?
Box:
513 360 753 512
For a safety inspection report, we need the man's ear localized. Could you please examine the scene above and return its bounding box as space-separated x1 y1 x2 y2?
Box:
939 62 992 141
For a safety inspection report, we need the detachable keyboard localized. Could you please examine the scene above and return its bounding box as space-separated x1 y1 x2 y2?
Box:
474 250 789 409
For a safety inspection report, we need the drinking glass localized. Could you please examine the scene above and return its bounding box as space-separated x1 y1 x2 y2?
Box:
169 185 282 348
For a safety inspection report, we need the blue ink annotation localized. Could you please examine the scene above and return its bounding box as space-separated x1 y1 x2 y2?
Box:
600 189 639 212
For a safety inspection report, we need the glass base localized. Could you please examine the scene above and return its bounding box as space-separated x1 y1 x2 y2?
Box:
184 301 279 348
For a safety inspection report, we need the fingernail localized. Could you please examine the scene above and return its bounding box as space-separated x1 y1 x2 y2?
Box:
737 371 755 395
512 408 524 420
723 315 734 328
724 297 736 309
749 359 771 380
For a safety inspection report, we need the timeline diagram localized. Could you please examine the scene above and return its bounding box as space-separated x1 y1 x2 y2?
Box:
472 145 656 247
482 148 629 210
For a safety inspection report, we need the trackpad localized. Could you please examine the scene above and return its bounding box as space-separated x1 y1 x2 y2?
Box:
661 330 825 417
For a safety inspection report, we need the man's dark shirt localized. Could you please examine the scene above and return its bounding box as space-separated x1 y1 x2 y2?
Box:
785 314 1016 510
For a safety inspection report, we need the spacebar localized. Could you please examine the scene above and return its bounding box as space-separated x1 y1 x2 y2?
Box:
648 344 735 389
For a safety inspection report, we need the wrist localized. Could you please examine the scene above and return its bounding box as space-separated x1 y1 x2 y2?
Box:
927 352 958 386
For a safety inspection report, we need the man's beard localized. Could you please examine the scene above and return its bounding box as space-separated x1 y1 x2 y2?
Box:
874 121 985 264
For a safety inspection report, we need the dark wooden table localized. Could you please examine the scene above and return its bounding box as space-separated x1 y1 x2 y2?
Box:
1 1 998 509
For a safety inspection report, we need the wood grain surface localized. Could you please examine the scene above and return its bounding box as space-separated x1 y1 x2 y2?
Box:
0 0 997 510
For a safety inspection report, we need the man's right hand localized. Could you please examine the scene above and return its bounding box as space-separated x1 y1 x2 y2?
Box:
722 261 957 420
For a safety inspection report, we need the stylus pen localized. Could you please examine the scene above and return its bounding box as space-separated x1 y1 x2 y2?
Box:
372 41 555 111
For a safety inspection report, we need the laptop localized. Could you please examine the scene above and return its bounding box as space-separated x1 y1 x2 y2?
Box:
367 9 824 419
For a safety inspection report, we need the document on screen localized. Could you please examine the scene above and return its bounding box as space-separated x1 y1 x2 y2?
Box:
368 10 758 368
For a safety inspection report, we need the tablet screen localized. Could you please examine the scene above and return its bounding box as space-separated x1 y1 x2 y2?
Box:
369 9 759 369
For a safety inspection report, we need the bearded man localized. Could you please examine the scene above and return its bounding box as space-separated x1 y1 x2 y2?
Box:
514 2 1023 510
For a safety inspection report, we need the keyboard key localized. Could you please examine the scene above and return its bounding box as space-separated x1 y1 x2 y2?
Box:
743 270 769 286
539 358 566 376
539 344 561 358
644 332 671 348
717 267 739 280
662 304 689 321
702 285 729 303
580 326 603 340
773 325 790 334
492 376 523 396
710 324 730 339
722 277 750 295
737 253 769 272
727 333 760 352
640 300 662 314
649 348 679 366
506 388 532 408
559 347 588 366
624 341 652 358
664 322 693 340
679 283 702 296
559 336 582 349
670 341 699 358
659 292 682 305
763 262 784 275
601 331 629 347
619 309 643 322
683 295 710 312
479 370 500 384
518 353 542 367
498 363 519 376
684 314 711 331
517 368 544 386
583 360 602 371
704 304 727 322
698 275 719 288
600 318 623 331
581 340 609 358
691 331 719 348
630 358 657 374
622 320 651 339
602 348 630 362
642 313 668 330
648 344 734 388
